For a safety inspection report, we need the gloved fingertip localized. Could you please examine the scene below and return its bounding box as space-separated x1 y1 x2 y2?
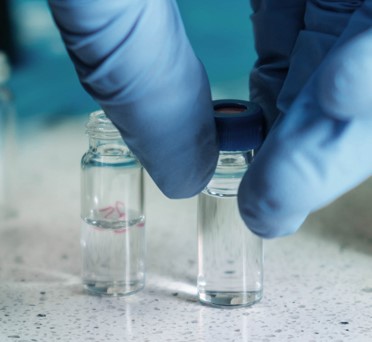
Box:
238 202 305 239
144 137 219 200
237 182 308 239
153 160 216 200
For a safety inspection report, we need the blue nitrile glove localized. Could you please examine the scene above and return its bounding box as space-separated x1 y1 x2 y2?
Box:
48 0 219 198
239 0 372 238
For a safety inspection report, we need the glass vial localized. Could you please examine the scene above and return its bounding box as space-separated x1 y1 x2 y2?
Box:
197 99 264 308
81 110 145 296
0 51 16 220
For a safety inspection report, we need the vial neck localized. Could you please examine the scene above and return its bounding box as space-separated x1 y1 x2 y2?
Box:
88 135 130 157
216 150 253 170
88 135 123 148
205 150 254 197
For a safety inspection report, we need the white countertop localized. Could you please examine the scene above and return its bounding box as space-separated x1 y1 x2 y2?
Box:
0 117 371 342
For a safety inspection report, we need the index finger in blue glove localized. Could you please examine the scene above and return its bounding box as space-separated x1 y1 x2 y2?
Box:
48 0 219 198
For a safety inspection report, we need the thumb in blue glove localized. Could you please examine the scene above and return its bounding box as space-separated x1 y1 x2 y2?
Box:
48 0 219 198
239 0 372 238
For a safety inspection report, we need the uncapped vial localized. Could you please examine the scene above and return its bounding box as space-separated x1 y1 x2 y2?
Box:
197 99 264 308
81 110 145 296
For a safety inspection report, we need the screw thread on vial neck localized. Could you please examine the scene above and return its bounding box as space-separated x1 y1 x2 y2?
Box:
86 110 122 139
85 110 130 157
206 150 254 197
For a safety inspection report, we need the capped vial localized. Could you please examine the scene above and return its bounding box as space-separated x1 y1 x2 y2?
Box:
81 110 145 296
197 99 264 308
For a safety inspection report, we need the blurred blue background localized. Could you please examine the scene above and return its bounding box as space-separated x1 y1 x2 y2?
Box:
4 0 256 135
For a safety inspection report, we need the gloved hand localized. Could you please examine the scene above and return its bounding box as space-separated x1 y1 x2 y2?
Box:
239 0 372 237
48 0 219 198
49 0 372 239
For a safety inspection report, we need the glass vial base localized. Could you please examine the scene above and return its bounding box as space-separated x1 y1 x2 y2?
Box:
83 280 144 297
197 191 263 309
80 217 145 297
198 290 262 308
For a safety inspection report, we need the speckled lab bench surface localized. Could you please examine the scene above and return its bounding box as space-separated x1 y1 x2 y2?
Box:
0 117 371 342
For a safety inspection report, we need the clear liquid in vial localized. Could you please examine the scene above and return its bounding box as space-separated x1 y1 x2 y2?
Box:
197 191 262 307
81 213 145 296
